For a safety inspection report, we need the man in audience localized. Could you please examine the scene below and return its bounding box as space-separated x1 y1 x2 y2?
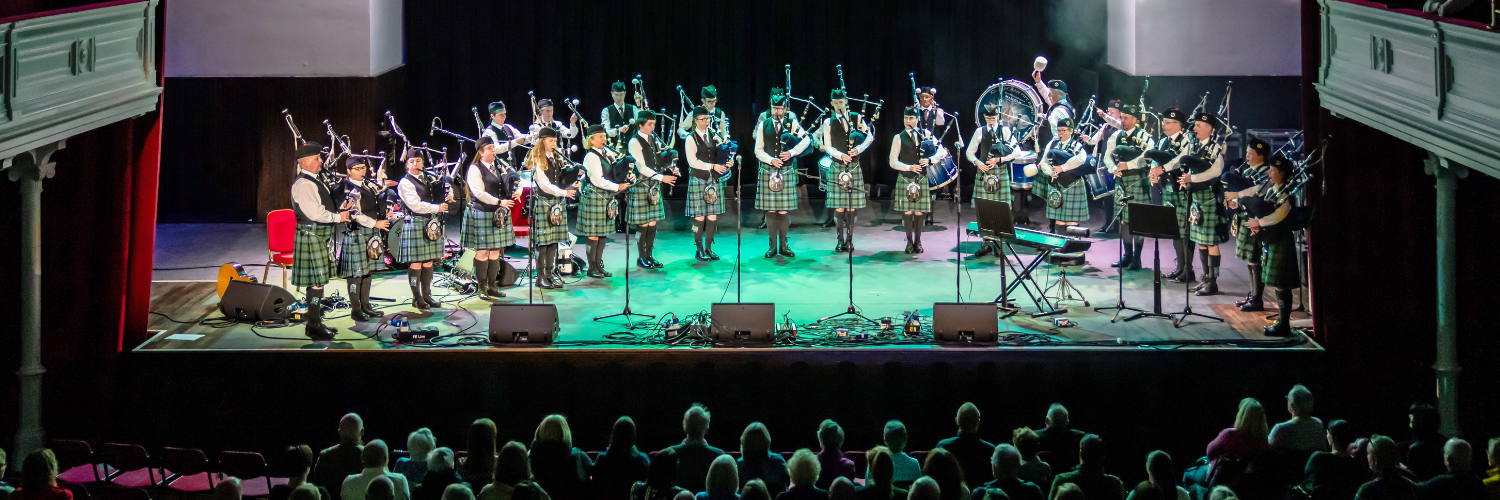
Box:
972 444 1043 500
867 421 922 486
670 403 725 493
817 420 857 489
1485 438 1499 499
1416 438 1485 499
1052 484 1084 500
937 402 997 486
439 485 473 500
316 414 367 500
1302 419 1368 500
906 477 941 500
214 477 243 500
780 449 829 500
1399 403 1447 481
1012 428 1052 489
1036 404 1087 469
0 448 13 500
1048 435 1124 500
412 449 463 500
1357 435 1416 500
342 440 410 500
365 477 395 500
1270 385 1326 453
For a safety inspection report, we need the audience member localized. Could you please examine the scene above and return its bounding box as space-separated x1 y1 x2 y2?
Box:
215 477 244 500
292 485 325 500
1415 438 1485 500
1206 486 1238 500
858 447 910 500
1399 403 1446 482
413 449 466 500
632 448 688 500
1357 435 1417 500
828 478 856 500
739 423 791 495
1047 435 1124 500
595 417 652 500
479 442 550 500
462 419 501 488
971 444 1041 500
1050 484 1082 500
921 448 970 500
778 449 830 500
867 421 922 487
907 477 941 500
673 404 727 494
742 480 774 500
675 493 697 500
702 455 743 500
529 415 593 500
441 485 474 500
315 414 367 500
1207 399 1271 463
1128 481 1162 500
937 403 997 486
1125 451 1185 500
1011 428 1052 492
1270 385 1327 453
367 477 395 500
1035 405 1086 470
273 446 332 500
1485 438 1499 499
1302 420 1368 500
0 448 12 500
12 450 70 500
342 440 410 500
817 420 858 489
396 429 436 486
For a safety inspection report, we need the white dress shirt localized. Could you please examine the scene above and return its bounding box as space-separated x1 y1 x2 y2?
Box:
341 467 410 500
466 162 502 206
292 172 341 224
889 129 947 172
601 103 633 138
818 114 875 158
628 131 668 182
1104 126 1152 174
398 175 443 215
583 148 623 191
531 160 570 197
753 114 810 164
685 130 720 172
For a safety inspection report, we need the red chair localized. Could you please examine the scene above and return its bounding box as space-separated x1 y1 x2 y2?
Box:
158 447 216 496
50 439 107 484
97 444 160 488
264 209 297 289
96 486 152 500
217 451 285 498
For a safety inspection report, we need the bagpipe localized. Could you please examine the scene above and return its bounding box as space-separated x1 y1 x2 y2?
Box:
633 75 682 200
676 84 738 184
388 111 456 242
816 65 882 194
911 72 958 191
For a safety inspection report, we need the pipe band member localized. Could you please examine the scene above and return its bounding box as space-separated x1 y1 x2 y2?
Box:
1085 100 1123 233
685 106 734 261
396 147 451 311
524 127 577 289
1173 111 1230 296
482 101 535 167
1244 155 1301 337
1224 136 1272 311
820 88 876 253
534 98 580 140
601 82 640 233
678 85 730 140
336 156 392 323
462 136 518 298
1103 102 1153 270
290 141 350 339
579 124 632 278
627 110 677 269
1038 119 1091 233
966 103 1035 257
889 106 947 254
754 88 811 259
1151 107 1194 282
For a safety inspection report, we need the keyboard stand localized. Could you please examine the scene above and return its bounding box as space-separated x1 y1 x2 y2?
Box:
991 241 1066 317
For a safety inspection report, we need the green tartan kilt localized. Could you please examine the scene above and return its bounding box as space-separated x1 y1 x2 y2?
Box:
461 206 515 250
754 162 798 211
824 162 866 209
337 225 382 278
972 168 1011 206
1046 179 1090 222
292 223 337 287
685 175 727 217
1188 188 1228 245
1114 171 1151 223
531 196 569 246
627 182 666 225
1166 186 1192 240
1261 239 1300 289
892 172 932 213
1234 213 1261 263
1032 173 1051 200
395 215 444 263
577 185 618 237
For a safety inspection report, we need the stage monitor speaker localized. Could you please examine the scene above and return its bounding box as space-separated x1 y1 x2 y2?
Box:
489 304 558 343
711 303 775 342
933 302 1000 342
219 280 296 321
497 259 520 286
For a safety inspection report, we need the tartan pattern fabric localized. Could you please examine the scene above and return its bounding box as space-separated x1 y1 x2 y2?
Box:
577 185 617 237
1261 239 1300 289
337 225 382 278
461 206 515 250
892 172 932 212
685 175 727 217
292 223 336 287
971 168 1011 206
1046 179 1089 222
754 162 799 211
1032 172 1051 200
1188 188 1228 245
824 162 866 209
395 215 443 263
530 197 569 245
1165 184 1192 240
627 182 666 224
1234 212 1261 263
1114 171 1151 223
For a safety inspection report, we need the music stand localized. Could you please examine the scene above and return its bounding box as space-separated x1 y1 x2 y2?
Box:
975 199 1019 316
1120 203 1174 323
1094 200 1146 321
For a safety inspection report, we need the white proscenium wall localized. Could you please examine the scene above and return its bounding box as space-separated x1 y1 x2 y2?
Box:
1108 0 1300 76
165 0 403 77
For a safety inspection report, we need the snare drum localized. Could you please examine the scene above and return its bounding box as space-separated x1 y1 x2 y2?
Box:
925 151 959 190
1084 158 1115 200
1011 161 1035 189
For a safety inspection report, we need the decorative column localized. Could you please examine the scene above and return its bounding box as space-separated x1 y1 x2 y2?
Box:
5 141 63 467
1424 152 1465 437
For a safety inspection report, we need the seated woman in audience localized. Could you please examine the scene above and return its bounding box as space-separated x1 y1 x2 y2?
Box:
12 450 71 500
478 442 550 500
738 423 790 495
441 485 474 500
907 477 942 500
1128 481 1163 500
700 455 742 500
528 415 593 500
1126 451 1186 500
414 449 466 500
778 449 829 500
1206 486 1238 500
595 417 652 500
463 420 501 487
1012 428 1052 492
741 480 773 500
922 449 970 500
857 447 909 500
273 446 332 500
828 478 855 500
1302 420 1368 500
817 421 858 490
292 485 326 500
0 448 12 500
1186 398 1270 491
873 421 922 487
397 429 437 486
633 449 688 500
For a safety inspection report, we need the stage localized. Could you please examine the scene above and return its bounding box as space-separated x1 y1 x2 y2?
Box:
144 197 1317 353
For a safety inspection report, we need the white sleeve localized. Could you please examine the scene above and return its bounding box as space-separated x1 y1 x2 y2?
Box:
1103 132 1119 167
965 128 985 165
399 177 441 214
1038 145 1056 175
532 165 569 197
685 136 712 171
1188 154 1225 183
753 122 776 164
557 120 578 139
820 119 842 157
467 165 502 206
935 109 946 127
291 179 342 223
1059 148 1088 172
889 134 914 171
630 137 663 181
584 153 621 191
352 212 376 227
601 109 617 136
786 120 811 156
1256 201 1291 227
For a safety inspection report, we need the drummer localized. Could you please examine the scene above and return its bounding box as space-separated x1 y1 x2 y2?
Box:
1037 119 1090 233
890 106 947 254
1085 100 1123 233
966 102 1033 257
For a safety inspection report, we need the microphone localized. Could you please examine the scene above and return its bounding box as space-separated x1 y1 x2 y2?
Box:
632 75 641 84
429 117 437 136
1119 194 1136 202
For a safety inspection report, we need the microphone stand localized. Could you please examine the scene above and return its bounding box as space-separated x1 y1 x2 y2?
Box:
594 175 655 326
818 156 874 325
953 135 965 302
1094 197 1145 321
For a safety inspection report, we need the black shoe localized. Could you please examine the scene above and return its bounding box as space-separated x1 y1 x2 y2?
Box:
1263 323 1293 337
766 247 778 258
1111 254 1134 268
1239 297 1264 312
351 309 372 322
637 257 652 268
696 249 709 261
914 241 925 254
1164 267 1184 280
822 218 837 228
305 322 334 340
904 242 915 254
411 296 430 312
587 268 607 278
706 249 720 260
648 258 664 269
1126 254 1142 270
974 245 993 257
1169 270 1196 284
1195 278 1218 296
363 305 383 317
835 242 847 253
778 244 795 258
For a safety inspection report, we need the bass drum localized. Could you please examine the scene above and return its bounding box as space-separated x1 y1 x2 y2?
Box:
975 80 1044 146
926 150 959 191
